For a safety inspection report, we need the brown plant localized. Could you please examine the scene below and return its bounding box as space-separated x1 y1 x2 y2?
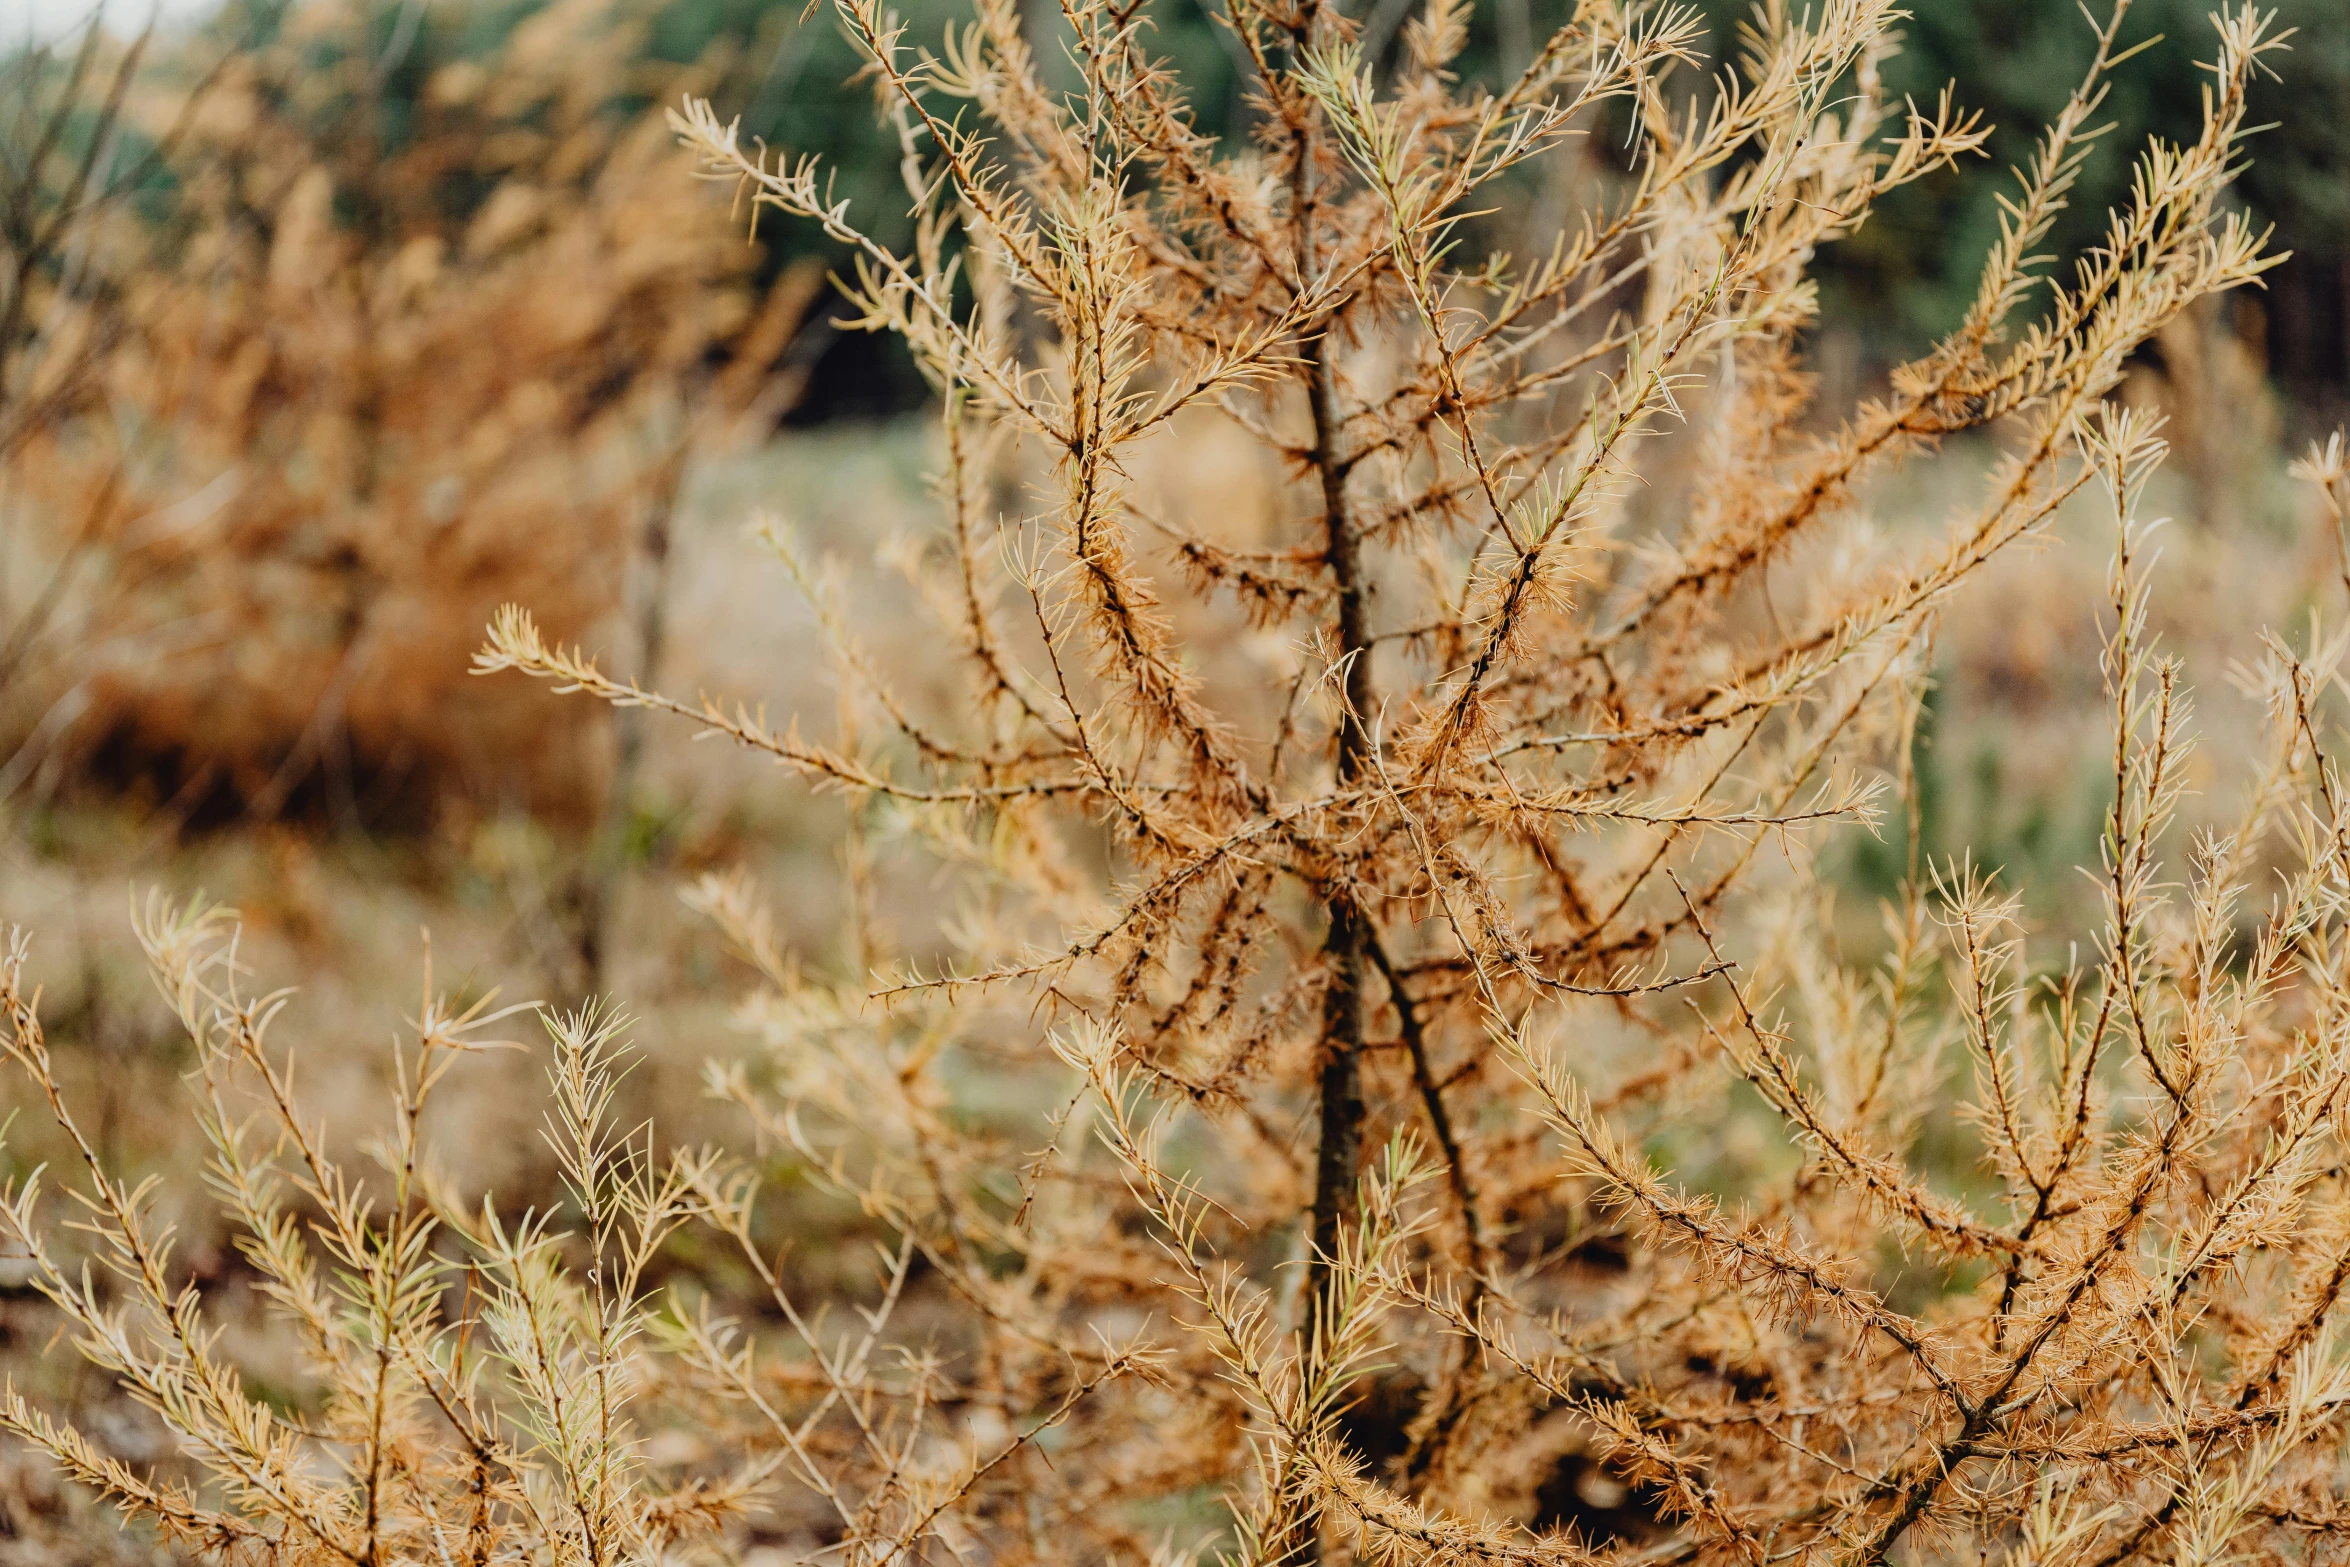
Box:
1 0 817 826
10 2 2350 1565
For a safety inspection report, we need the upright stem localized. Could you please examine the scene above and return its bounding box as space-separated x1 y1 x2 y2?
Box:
1295 60 1375 1322
1290 60 1375 1554
576 434 689 990
1308 327 1373 1292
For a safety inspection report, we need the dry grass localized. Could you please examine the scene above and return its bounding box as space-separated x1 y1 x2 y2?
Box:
7 1 2350 1565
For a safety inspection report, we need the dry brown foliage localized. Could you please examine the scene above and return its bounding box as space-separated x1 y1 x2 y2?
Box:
13 2 2350 1566
1 0 817 822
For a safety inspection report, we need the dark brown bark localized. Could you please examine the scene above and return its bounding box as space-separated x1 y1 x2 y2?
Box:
1301 197 1376 1322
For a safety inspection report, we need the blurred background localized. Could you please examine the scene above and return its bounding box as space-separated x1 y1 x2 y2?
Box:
0 0 2345 1553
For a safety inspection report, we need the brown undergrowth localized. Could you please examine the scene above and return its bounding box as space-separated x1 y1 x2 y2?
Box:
0 0 820 827
11 2 2350 1565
